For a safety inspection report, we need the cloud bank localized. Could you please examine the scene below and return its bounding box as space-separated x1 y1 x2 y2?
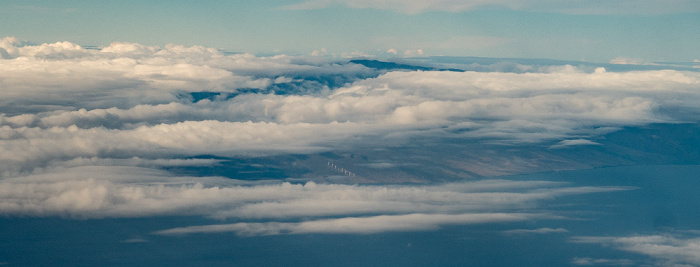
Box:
572 233 700 266
0 165 631 219
2 37 699 177
0 37 697 237
0 163 633 236
156 213 539 236
502 227 569 235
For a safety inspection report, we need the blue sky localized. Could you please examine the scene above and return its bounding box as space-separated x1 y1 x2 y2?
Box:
1 0 699 62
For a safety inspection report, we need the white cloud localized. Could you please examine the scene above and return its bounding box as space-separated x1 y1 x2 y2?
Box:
549 139 602 149
0 165 630 222
100 42 159 58
572 234 700 266
1 41 699 175
0 120 390 175
311 48 328 56
403 49 424 57
610 57 651 65
365 162 396 169
571 257 635 266
18 41 90 60
0 37 24 59
58 157 223 168
155 213 540 236
0 39 698 238
0 39 377 114
502 227 569 235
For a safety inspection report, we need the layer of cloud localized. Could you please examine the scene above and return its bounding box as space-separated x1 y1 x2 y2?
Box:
571 257 635 266
0 165 632 219
549 139 602 149
502 227 569 235
155 213 541 236
0 120 393 175
0 37 375 112
0 38 697 239
572 233 700 266
2 38 700 177
281 0 700 15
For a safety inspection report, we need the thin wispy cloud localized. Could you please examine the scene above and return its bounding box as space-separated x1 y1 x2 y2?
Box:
549 139 602 149
570 257 635 266
156 213 543 236
572 233 700 266
502 227 569 235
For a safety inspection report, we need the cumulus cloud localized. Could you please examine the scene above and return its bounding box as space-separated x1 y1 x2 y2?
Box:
0 37 24 59
403 49 424 57
572 233 700 266
99 42 159 58
0 38 375 114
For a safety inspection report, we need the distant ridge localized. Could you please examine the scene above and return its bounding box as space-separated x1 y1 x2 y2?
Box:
349 59 463 72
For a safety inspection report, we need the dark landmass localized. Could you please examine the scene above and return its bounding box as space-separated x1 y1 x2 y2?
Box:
349 59 464 72
166 123 700 184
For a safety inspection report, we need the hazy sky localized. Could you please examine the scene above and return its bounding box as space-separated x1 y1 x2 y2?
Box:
1 0 699 62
